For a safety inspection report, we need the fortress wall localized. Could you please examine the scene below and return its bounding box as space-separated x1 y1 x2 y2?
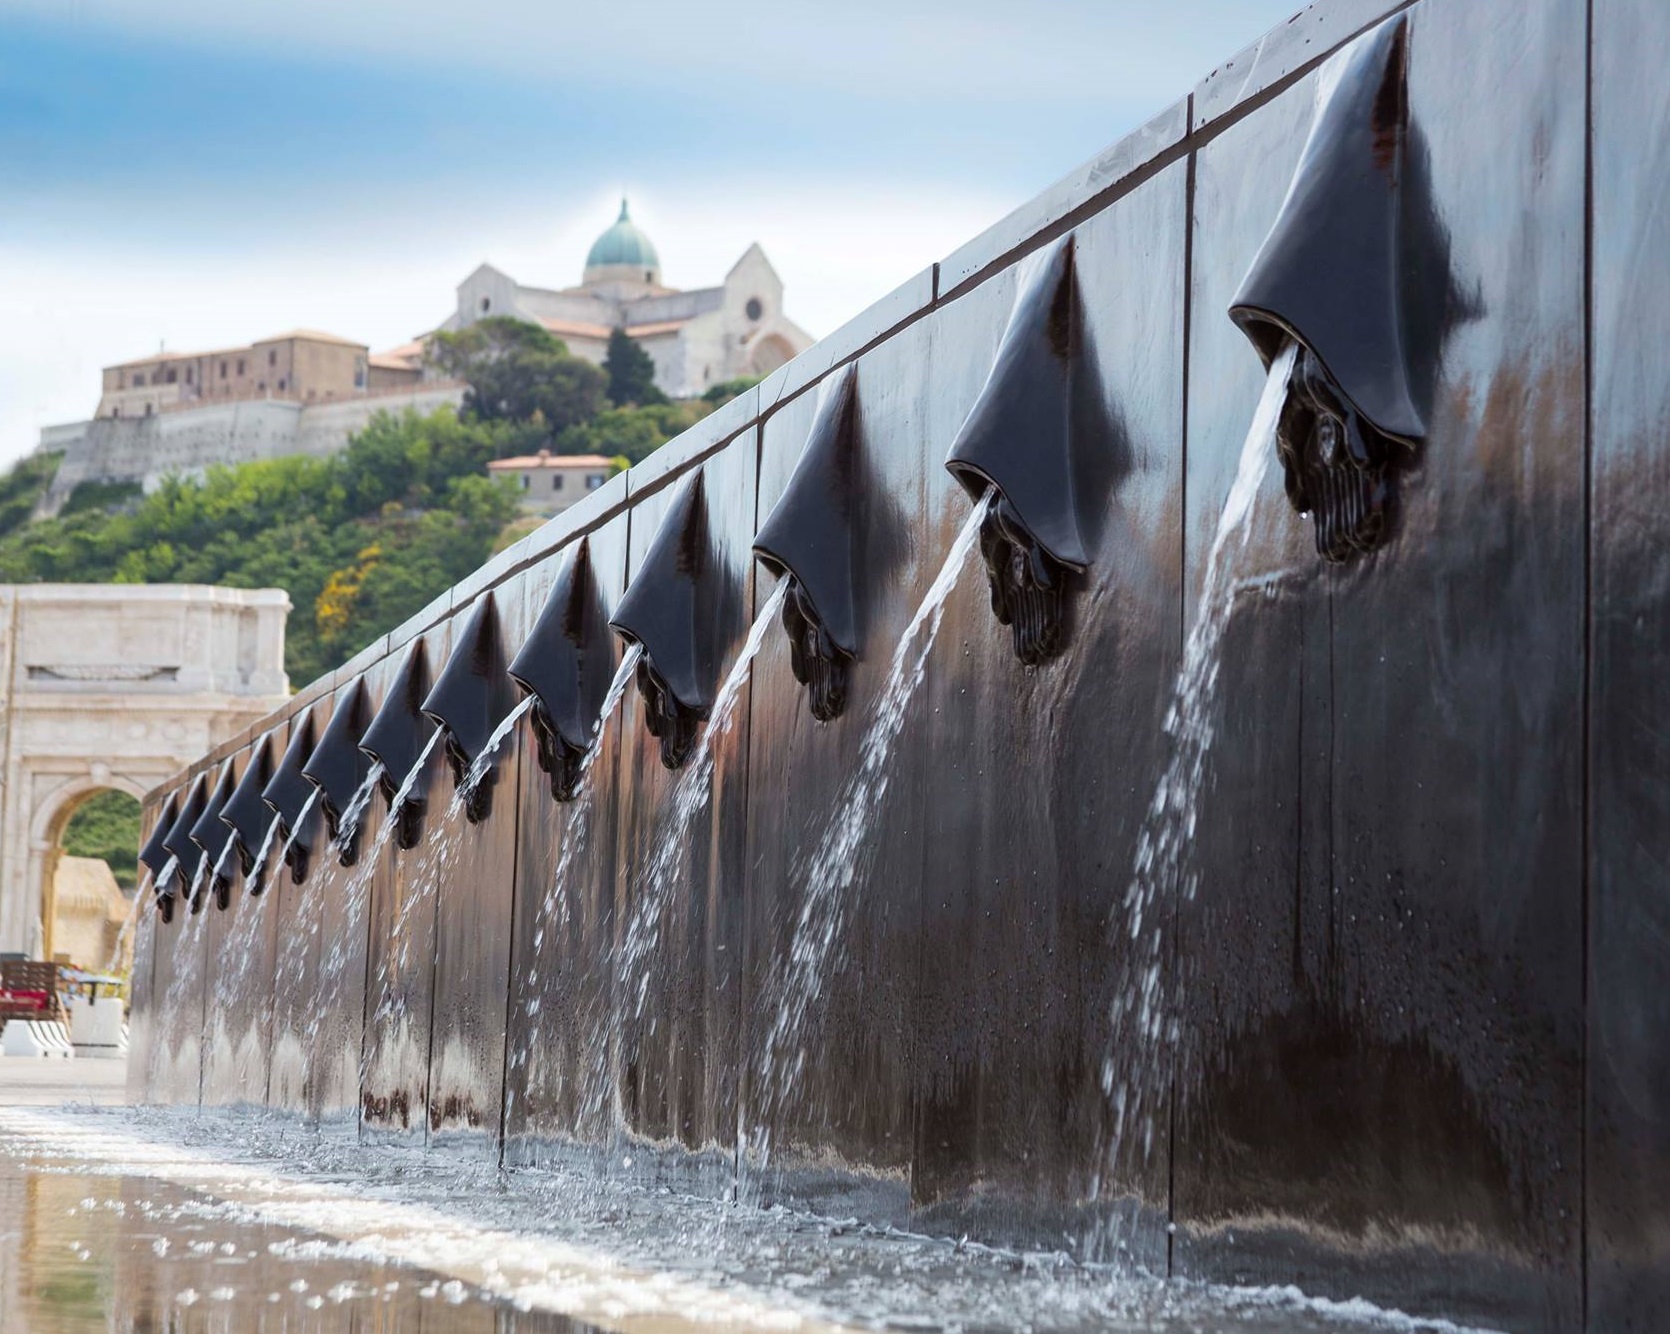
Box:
39 386 466 513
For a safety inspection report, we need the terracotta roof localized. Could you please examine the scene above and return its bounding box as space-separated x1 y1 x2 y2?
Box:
106 345 245 371
107 328 367 371
538 318 615 341
488 453 616 470
255 329 368 349
371 338 428 365
622 319 689 337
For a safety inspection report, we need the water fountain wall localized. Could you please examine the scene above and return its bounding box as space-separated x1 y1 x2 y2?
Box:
1589 1 1670 1322
424 591 526 1150
266 693 338 1114
129 2 1665 1326
362 617 455 1142
503 492 633 1161
1179 9 1585 1328
200 740 279 1108
912 164 1183 1261
308 669 390 1128
151 773 209 1102
612 446 754 1183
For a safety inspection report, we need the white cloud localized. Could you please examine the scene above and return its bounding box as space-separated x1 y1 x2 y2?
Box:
5 0 1294 105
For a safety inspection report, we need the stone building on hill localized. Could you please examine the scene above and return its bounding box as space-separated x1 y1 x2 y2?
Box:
487 450 615 517
31 201 812 510
94 329 425 421
447 200 813 399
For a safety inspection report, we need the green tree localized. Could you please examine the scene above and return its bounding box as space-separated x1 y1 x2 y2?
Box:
0 453 62 539
428 317 607 438
702 376 759 406
61 479 142 516
602 327 668 407
62 789 141 889
0 406 519 684
556 400 711 467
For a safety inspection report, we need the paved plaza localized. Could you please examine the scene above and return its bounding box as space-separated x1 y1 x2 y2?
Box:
0 1053 127 1106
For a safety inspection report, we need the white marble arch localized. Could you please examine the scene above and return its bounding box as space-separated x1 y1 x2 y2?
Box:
0 583 291 957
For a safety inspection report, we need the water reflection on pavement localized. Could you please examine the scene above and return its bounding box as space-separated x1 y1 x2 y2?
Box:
0 1151 583 1333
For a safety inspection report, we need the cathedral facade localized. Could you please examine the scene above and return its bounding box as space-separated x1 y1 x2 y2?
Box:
446 201 812 399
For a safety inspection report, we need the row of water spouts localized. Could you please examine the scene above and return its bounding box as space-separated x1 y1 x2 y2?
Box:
145 286 1301 1184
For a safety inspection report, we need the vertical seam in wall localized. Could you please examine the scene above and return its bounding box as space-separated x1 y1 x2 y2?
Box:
1167 115 1196 1280
196 869 211 1109
355 808 379 1140
495 730 526 1166
734 426 763 1196
1327 574 1336 983
260 735 288 1111
420 763 444 1146
1580 0 1596 1324
612 501 639 1154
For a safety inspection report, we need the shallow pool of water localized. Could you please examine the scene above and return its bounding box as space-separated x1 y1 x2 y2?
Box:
0 1151 580 1332
0 1105 1492 1333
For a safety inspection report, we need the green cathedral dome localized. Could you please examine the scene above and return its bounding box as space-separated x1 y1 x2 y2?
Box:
584 200 660 282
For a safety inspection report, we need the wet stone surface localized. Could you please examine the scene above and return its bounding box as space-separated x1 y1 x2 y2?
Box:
0 1104 1495 1333
0 1148 579 1332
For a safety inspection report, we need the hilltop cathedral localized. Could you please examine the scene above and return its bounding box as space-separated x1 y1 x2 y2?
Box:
38 203 813 509
440 201 813 399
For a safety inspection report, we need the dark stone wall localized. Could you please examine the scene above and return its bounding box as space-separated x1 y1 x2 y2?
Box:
1175 5 1588 1329
200 741 281 1110
129 0 1665 1325
1589 0 1670 1325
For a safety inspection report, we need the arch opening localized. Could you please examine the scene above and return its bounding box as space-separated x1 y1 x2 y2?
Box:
747 333 796 376
40 787 142 973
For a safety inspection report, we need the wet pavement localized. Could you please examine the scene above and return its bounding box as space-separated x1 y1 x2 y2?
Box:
0 1075 1495 1332
0 1055 126 1108
0 1156 585 1332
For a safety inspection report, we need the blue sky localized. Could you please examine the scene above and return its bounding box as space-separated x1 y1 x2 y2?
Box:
0 0 1297 463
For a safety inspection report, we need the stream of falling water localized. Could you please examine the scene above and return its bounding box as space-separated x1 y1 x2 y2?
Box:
304 764 387 1056
245 814 283 888
101 869 152 974
572 584 788 1128
457 696 536 803
331 762 386 858
755 493 992 1122
156 864 213 1089
389 726 447 830
1100 341 1299 1165
275 789 321 883
369 727 460 1030
268 785 332 1107
505 645 641 1119
619 581 788 1018
209 822 240 889
524 645 642 965
186 845 210 907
